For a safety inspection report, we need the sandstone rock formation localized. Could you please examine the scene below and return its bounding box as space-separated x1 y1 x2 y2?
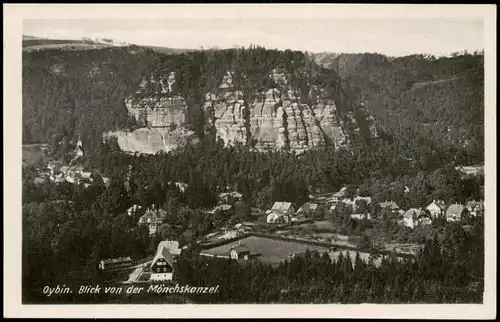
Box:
108 66 378 154
106 73 198 154
204 68 350 154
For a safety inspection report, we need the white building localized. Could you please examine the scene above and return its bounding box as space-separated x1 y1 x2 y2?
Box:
266 201 295 223
149 242 176 282
401 208 426 229
350 213 371 220
426 200 446 218
465 200 484 217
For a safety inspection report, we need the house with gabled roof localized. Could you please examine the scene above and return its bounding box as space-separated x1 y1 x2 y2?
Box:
351 213 371 221
230 245 251 261
149 242 176 282
401 208 426 229
47 161 63 175
266 201 295 223
218 191 244 205
296 202 317 215
379 200 400 214
465 200 484 217
138 206 167 235
445 204 469 222
426 200 446 218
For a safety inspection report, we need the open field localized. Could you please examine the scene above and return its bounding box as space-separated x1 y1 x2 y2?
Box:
277 220 363 248
295 220 337 231
200 235 379 266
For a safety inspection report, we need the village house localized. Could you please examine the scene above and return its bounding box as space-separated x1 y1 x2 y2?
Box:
230 243 251 261
127 204 142 217
309 194 328 205
205 204 233 215
159 240 182 257
218 191 244 205
149 242 176 282
426 200 446 218
341 196 372 212
454 165 484 177
418 217 433 226
168 181 188 193
80 171 93 180
295 202 318 219
292 213 307 222
138 206 167 235
445 204 469 222
59 165 70 174
33 177 46 185
98 257 132 270
379 200 400 214
350 213 372 220
47 161 63 175
75 137 84 159
401 208 426 229
219 229 240 240
465 200 484 217
266 201 295 224
102 177 111 187
234 222 259 233
355 196 372 204
331 188 347 204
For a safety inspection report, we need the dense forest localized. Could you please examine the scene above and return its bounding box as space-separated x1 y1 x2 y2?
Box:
317 51 485 164
22 45 485 304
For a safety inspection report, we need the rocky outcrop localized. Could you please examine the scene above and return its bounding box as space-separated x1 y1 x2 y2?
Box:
204 68 350 154
106 72 198 154
108 67 377 154
105 127 198 154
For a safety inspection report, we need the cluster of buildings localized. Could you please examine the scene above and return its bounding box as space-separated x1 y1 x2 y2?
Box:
33 160 109 188
265 200 325 224
103 240 182 283
275 184 485 230
399 199 484 229
31 137 112 188
205 191 244 215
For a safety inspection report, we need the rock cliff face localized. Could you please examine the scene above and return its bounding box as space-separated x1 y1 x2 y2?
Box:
204 68 352 154
106 72 198 154
108 67 378 155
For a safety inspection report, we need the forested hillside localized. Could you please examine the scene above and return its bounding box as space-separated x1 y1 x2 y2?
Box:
315 52 484 164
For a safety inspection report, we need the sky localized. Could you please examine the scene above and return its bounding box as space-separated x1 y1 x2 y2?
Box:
23 18 484 57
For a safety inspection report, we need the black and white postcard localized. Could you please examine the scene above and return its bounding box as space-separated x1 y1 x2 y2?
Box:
3 3 496 319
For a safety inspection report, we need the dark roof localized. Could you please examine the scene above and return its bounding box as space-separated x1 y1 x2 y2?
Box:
466 200 484 209
152 244 175 266
403 208 425 219
231 245 250 254
100 257 131 264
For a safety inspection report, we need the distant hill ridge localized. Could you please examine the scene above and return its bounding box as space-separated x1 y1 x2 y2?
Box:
22 34 192 54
